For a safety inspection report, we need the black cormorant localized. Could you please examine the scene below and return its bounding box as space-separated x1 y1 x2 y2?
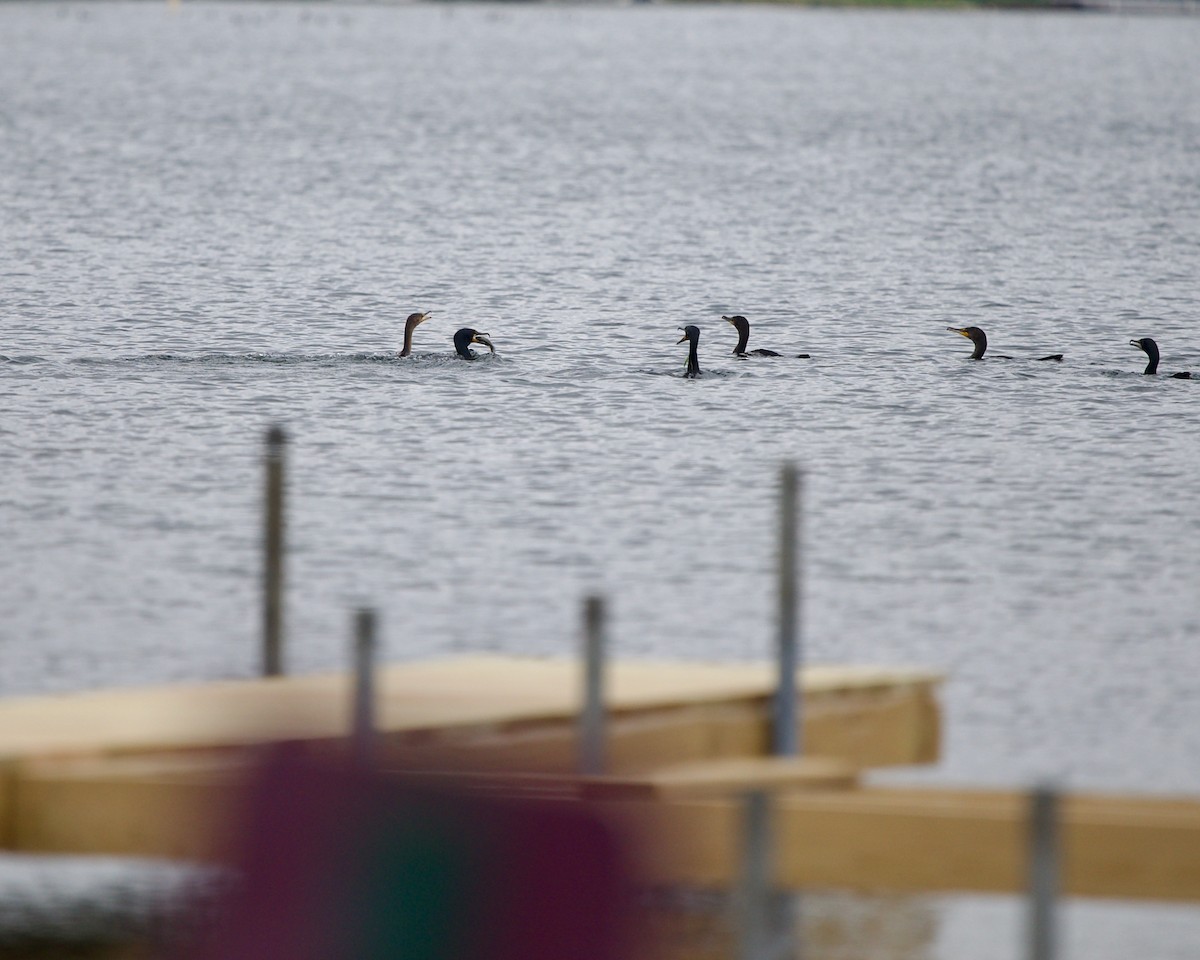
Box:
677 325 701 378
454 328 494 360
1130 338 1192 379
722 315 810 359
947 326 1062 362
399 311 431 358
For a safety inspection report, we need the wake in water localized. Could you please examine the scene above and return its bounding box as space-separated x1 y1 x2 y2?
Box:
70 352 507 368
634 365 744 379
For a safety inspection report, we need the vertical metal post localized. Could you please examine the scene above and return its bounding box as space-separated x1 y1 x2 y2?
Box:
1027 785 1059 960
262 425 286 677
579 595 607 776
773 463 802 756
736 790 772 960
353 608 377 768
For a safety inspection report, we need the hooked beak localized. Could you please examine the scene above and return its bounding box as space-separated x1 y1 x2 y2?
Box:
947 327 970 339
472 332 495 354
416 311 431 324
1129 339 1141 349
722 315 734 325
677 330 688 344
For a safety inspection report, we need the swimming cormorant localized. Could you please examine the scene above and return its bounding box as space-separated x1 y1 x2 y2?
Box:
677 325 701 378
1130 338 1192 379
947 326 1062 362
454 328 495 360
722 315 810 359
399 311 431 358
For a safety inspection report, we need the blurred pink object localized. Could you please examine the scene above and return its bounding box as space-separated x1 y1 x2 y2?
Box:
183 744 636 960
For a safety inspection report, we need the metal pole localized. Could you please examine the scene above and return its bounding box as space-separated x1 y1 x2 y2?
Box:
352 608 377 768
580 595 606 776
773 463 802 756
1027 785 1059 960
736 790 772 960
262 425 286 677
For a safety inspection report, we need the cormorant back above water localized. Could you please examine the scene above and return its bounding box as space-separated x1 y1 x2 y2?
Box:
399 311 431 358
722 315 810 359
677 325 701 378
1130 338 1192 379
947 326 1063 362
453 328 495 360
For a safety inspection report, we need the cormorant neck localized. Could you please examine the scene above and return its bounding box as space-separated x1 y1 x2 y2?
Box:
733 326 749 355
1143 344 1160 375
970 336 986 361
454 331 474 360
686 339 701 377
400 322 416 358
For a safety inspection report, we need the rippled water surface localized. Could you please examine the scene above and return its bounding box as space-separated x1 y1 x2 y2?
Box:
2 2 1200 952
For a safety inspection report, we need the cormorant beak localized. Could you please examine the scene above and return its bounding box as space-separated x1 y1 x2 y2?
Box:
472 332 495 353
677 331 688 344
947 327 970 339
722 316 734 325
1129 339 1141 349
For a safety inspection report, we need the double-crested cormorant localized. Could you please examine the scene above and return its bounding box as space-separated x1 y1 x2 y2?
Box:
453 327 494 360
1130 338 1192 379
722 315 810 359
399 311 431 358
677 325 701 378
947 326 1062 362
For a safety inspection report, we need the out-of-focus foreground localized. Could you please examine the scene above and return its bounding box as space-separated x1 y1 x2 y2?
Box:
2 653 1200 958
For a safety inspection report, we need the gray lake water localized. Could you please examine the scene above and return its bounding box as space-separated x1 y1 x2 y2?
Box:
2 1 1200 955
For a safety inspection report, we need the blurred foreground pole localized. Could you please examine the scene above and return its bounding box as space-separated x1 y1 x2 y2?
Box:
262 425 287 677
1027 785 1060 960
736 790 772 960
580 595 607 776
773 463 802 756
352 608 377 767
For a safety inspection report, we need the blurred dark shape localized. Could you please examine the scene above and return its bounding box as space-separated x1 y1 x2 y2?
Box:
182 744 636 960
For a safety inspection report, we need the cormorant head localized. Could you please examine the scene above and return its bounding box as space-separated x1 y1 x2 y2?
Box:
678 325 701 377
453 327 495 359
1131 337 1160 374
723 315 752 354
947 326 987 359
399 311 432 357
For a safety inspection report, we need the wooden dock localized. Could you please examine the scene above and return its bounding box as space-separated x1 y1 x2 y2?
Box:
0 656 933 856
4 656 1200 903
0 656 940 766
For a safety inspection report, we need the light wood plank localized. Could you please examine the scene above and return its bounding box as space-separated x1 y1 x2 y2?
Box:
13 756 1200 904
0 657 942 761
629 787 1200 902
